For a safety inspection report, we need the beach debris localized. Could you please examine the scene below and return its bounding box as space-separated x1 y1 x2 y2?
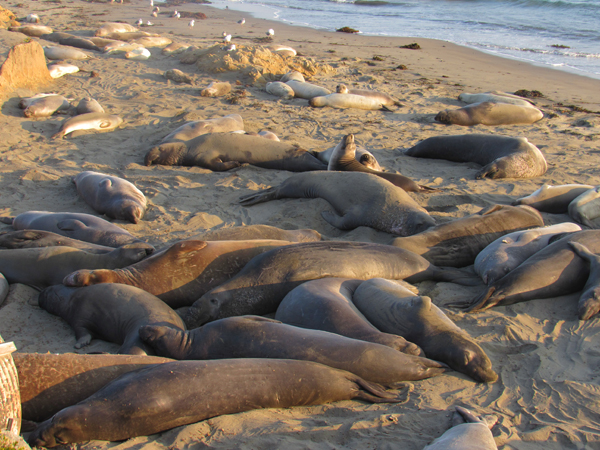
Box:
336 26 359 33
164 68 194 84
514 89 544 98
396 64 408 70
225 88 250 104
551 44 570 49
400 42 421 49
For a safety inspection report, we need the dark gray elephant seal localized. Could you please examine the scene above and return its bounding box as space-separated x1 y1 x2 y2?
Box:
390 204 545 267
190 224 321 242
139 316 446 384
38 283 185 355
423 406 498 450
28 359 405 447
512 184 594 213
276 278 421 354
405 134 547 179
353 278 498 383
435 102 543 126
184 241 479 328
0 273 7 307
0 211 154 250
569 242 600 320
73 171 147 224
0 230 113 253
239 171 436 236
328 134 437 192
144 132 327 171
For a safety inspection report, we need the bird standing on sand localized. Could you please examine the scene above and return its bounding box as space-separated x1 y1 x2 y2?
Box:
238 18 245 25
150 0 153 6
151 11 157 17
189 19 195 28
136 18 143 26
223 34 232 43
172 10 178 17
226 44 236 51
266 28 274 36
175 12 181 19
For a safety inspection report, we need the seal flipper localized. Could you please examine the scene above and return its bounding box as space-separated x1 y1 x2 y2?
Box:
73 326 93 349
0 216 15 225
321 210 353 230
56 219 88 232
203 158 242 171
352 378 412 404
239 187 279 206
569 242 600 320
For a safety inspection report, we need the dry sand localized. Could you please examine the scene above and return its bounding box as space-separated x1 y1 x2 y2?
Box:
1 0 600 448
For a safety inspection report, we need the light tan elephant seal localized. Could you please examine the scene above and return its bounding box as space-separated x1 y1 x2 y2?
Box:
435 101 543 126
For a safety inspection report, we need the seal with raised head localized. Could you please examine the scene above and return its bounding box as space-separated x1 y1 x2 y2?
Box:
390 204 545 267
28 359 405 447
405 134 547 179
423 406 498 450
190 224 321 242
140 316 446 384
352 278 498 383
184 241 479 328
0 230 113 253
239 171 436 236
160 114 244 143
144 132 327 171
513 184 594 213
73 171 147 224
435 101 543 126
52 112 123 139
569 186 600 228
39 283 185 354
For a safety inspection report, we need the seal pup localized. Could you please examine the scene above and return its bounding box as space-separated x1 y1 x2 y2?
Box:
38 283 185 354
266 81 295 99
315 144 382 171
239 171 436 236
160 114 244 143
190 224 321 242
458 91 534 107
21 94 70 118
280 71 305 83
47 62 79 79
200 81 231 97
569 242 600 320
125 47 151 60
513 184 594 213
310 93 392 111
76 98 104 114
390 204 545 267
43 46 91 61
352 278 498 383
184 241 480 328
474 223 582 285
28 359 404 447
336 84 401 107
0 230 113 254
73 171 147 223
285 80 330 99
435 101 543 126
405 134 547 179
276 278 422 355
139 316 446 384
569 186 600 228
164 68 194 84
423 406 498 450
52 112 123 139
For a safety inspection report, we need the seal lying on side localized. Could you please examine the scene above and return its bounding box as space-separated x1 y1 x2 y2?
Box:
43 46 91 61
239 171 436 236
569 186 600 228
423 406 498 450
190 224 321 242
9 24 53 37
474 222 582 285
47 62 79 79
184 241 479 328
39 283 185 354
0 230 114 253
266 81 295 99
569 242 600 320
336 84 401 107
76 98 104 114
310 93 392 111
14 352 172 422
285 80 330 99
73 171 147 224
0 211 153 249
144 132 327 171
435 102 543 126
28 359 404 447
353 278 498 383
405 134 547 179
140 316 446 384
52 112 123 139
21 94 70 118
161 114 244 143
63 239 294 308
328 134 436 192
94 22 139 36
276 278 422 354
200 81 231 97
513 184 594 213
458 91 534 107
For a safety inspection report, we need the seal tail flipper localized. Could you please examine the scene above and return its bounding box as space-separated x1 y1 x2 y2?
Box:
381 104 393 112
417 184 441 193
445 286 497 311
578 293 600 320
0 216 15 225
433 267 482 286
239 188 279 206
475 163 499 179
353 379 413 404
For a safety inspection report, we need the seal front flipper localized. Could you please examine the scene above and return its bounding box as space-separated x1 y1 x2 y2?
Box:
203 158 242 171
321 210 352 230
144 142 188 166
463 286 499 313
74 327 93 349
0 216 15 225
56 219 88 232
569 241 600 320
239 187 279 206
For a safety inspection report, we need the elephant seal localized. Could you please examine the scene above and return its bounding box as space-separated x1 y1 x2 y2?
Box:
0 273 7 307
285 80 330 99
239 171 436 236
144 132 327 171
458 230 600 313
28 359 404 447
405 134 547 179
125 48 151 60
164 68 194 84
0 211 153 249
161 114 244 143
130 37 172 48
190 224 321 242
19 93 60 109
280 71 305 82
94 22 139 36
73 171 147 224
22 94 70 118
39 283 185 354
569 186 600 228
336 84 401 107
353 278 498 383
424 406 498 450
474 223 582 285
9 24 53 37
0 245 148 289
140 316 446 384
310 93 392 111
200 81 231 97
266 81 295 99
276 278 421 355
390 204 545 267
458 91 533 107
52 112 123 139
47 62 79 79
40 32 76 42
570 242 600 320
328 134 436 192
58 37 101 52
63 239 294 308
13 352 172 422
76 98 104 114
184 241 479 328
435 101 543 126
315 144 381 171
513 184 594 213
43 46 91 60
162 42 191 55
0 230 114 253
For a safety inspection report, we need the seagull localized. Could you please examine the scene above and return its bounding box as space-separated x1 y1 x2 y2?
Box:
146 21 153 26
226 44 236 51
266 28 274 36
222 31 227 37
150 0 153 6
151 11 157 17
237 18 245 25
152 6 159 13
223 34 231 43
136 18 143 26
172 10 178 17
188 19 195 28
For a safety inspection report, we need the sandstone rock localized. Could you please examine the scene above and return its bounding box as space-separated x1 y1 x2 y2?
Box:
0 6 19 29
0 41 53 97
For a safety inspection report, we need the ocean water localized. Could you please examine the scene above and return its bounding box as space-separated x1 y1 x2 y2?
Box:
208 0 600 80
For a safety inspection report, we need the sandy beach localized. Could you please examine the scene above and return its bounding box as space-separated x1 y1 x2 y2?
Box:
1 0 600 448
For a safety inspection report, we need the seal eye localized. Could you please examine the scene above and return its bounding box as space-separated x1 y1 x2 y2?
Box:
209 298 219 306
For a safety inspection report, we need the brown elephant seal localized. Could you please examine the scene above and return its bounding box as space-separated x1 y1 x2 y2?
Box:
190 224 321 242
0 211 154 250
144 132 327 171
569 242 600 320
569 186 600 228
13 352 172 422
39 283 185 354
405 134 547 179
390 204 545 267
184 241 480 329
140 316 446 384
310 93 392 111
63 239 294 308
423 406 498 450
239 171 436 236
513 184 594 213
21 94 70 118
200 81 231 97
336 84 401 107
28 359 404 447
52 112 123 139
58 37 102 52
457 230 600 313
73 171 147 224
161 114 244 143
164 68 194 84
0 245 148 289
328 134 436 192
458 91 533 107
353 278 498 383
9 24 53 37
285 80 330 99
0 230 114 253
43 46 91 61
435 101 543 126
315 143 382 171
76 98 104 114
276 278 421 354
